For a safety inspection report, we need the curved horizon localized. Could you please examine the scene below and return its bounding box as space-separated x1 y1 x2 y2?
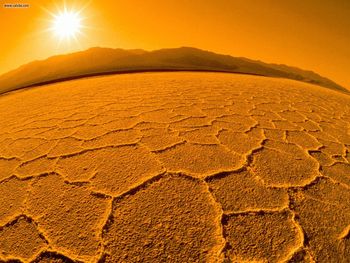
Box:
0 46 347 95
1 1 349 89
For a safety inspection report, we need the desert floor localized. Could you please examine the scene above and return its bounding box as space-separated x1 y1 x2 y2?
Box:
0 72 349 262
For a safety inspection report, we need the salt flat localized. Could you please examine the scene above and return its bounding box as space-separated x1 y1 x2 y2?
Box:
0 72 349 262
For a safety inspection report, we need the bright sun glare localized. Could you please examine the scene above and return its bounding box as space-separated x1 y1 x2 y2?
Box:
52 10 82 39
46 4 85 43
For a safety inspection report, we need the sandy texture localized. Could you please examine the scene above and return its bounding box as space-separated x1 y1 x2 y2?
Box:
0 72 349 262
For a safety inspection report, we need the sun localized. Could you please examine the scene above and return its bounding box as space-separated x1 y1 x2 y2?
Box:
51 10 82 40
47 7 84 41
42 2 91 44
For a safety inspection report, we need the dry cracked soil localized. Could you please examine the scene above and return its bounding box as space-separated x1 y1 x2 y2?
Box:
0 72 349 262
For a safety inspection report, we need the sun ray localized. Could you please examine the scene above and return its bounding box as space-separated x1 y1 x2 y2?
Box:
51 10 82 40
37 1 92 43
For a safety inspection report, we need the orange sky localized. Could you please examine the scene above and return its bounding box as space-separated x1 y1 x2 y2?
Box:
1 0 349 88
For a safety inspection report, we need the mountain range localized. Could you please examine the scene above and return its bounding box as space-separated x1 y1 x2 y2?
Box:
0 47 347 94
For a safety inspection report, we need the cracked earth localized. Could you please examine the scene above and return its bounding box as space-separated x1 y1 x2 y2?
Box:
0 72 350 262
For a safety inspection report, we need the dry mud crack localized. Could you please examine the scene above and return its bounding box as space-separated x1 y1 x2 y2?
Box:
0 72 350 262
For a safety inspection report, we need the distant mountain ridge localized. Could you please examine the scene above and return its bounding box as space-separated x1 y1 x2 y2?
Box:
0 47 347 94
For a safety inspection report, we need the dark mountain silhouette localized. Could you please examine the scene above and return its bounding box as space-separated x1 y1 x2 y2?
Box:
0 47 347 94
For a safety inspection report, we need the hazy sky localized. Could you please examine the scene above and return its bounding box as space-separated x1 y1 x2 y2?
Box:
1 0 349 88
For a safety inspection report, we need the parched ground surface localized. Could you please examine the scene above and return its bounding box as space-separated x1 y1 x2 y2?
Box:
0 72 350 262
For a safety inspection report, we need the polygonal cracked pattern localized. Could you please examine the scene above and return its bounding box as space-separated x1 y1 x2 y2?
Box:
207 169 289 212
0 176 29 225
290 177 350 262
251 141 319 187
26 173 110 262
155 142 243 177
102 175 224 262
0 216 47 261
0 72 350 262
321 162 350 187
222 211 303 262
57 146 164 195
